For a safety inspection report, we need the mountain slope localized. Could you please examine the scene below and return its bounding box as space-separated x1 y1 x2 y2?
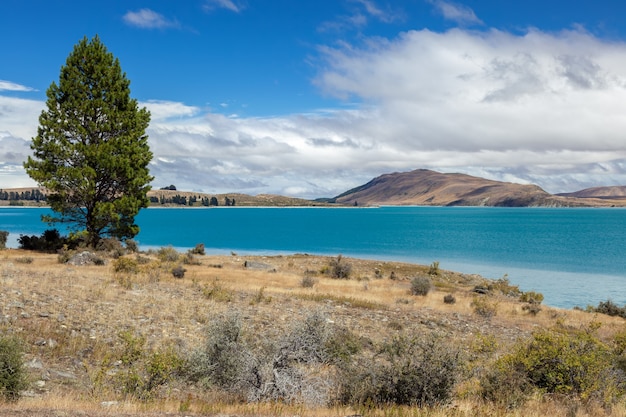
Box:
557 186 626 199
332 169 610 207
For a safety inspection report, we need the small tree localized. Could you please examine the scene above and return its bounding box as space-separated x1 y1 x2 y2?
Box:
24 35 152 247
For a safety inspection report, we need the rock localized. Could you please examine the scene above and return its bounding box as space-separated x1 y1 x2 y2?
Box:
243 260 273 270
67 251 103 266
101 400 119 408
26 358 44 369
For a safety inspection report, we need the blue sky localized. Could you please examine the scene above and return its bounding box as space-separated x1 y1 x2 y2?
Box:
3 1 626 197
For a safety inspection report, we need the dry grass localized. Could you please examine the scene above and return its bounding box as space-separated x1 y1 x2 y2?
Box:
1 250 626 416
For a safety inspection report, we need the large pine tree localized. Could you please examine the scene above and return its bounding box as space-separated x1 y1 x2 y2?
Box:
24 35 152 247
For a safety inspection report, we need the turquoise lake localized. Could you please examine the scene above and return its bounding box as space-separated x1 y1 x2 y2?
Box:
1 206 625 309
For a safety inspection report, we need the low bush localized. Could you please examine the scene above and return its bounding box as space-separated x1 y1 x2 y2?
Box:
410 276 431 296
326 255 352 279
428 261 440 276
300 275 317 288
480 327 625 407
157 246 180 263
188 243 205 255
18 229 75 252
0 231 8 249
0 336 28 402
113 257 139 274
14 256 33 264
591 300 626 319
471 296 497 319
519 291 544 305
171 265 186 279
443 293 456 304
337 334 461 407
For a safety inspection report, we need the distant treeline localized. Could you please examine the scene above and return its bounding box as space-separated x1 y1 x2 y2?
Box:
149 194 236 206
0 189 47 203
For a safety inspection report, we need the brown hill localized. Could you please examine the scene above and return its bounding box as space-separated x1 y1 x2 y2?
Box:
332 169 624 207
557 185 626 199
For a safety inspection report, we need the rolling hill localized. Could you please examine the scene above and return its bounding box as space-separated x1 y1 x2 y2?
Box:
331 169 626 207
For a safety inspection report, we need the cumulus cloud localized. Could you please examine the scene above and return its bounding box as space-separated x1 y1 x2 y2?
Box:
202 0 244 13
5 23 626 198
123 9 180 29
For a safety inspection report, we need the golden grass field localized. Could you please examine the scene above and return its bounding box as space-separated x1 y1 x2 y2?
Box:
1 248 625 416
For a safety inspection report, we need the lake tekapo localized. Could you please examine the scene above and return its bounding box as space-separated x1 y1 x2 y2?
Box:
2 206 625 309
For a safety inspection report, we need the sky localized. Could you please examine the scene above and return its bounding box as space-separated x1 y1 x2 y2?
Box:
3 1 626 198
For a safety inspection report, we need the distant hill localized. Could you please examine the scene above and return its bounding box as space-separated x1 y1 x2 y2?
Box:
557 186 626 200
331 169 626 207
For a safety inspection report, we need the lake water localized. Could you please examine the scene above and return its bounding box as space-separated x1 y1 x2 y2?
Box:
1 206 625 309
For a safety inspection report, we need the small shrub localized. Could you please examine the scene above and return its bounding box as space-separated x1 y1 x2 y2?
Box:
188 243 205 255
97 238 125 257
14 256 33 264
0 231 8 249
490 275 522 297
0 336 28 402
481 327 623 407
592 300 626 318
521 303 542 315
125 239 138 253
18 229 72 252
428 261 440 276
327 255 352 279
201 279 234 302
172 265 186 279
300 275 317 288
113 257 139 274
157 246 180 262
519 291 544 305
443 294 456 304
410 276 431 296
186 312 249 390
471 296 497 319
337 335 461 407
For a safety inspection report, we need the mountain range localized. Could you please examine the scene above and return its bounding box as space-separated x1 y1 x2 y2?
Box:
330 169 626 207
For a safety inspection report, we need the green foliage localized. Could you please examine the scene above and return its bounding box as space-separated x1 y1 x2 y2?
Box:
591 299 626 319
519 291 544 305
0 231 7 249
0 336 28 402
188 243 205 255
410 276 431 296
337 334 461 407
471 296 498 319
186 312 249 391
18 229 74 252
326 254 352 279
113 257 139 274
489 275 522 297
157 246 180 263
481 327 625 407
428 261 440 276
23 35 152 247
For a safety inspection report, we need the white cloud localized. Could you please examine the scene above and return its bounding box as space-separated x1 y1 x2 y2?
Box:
429 0 483 26
123 9 180 29
202 0 244 13
4 25 626 198
0 80 36 92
